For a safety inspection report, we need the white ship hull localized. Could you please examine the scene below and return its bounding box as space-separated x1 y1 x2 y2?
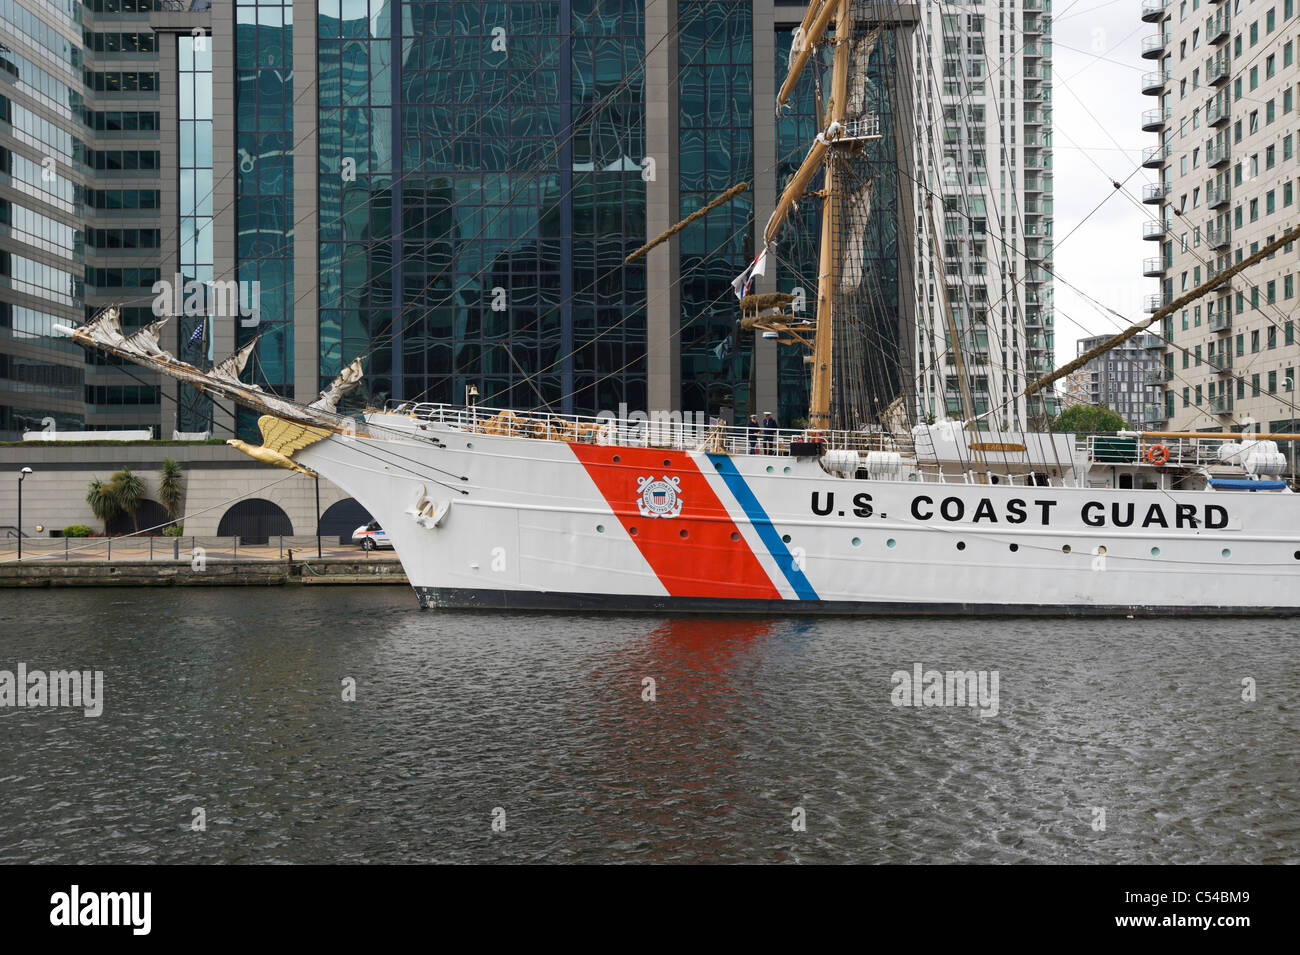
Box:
294 417 1300 616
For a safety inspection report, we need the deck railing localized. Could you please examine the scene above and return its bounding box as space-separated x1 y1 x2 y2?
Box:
1081 434 1231 469
383 402 914 457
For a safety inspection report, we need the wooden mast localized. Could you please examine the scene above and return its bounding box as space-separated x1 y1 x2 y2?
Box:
808 0 852 431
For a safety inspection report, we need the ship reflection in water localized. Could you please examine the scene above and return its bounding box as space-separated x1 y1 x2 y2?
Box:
0 589 1293 864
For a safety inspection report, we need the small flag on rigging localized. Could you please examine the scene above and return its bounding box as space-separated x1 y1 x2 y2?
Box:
713 334 732 360
731 247 768 299
186 318 205 348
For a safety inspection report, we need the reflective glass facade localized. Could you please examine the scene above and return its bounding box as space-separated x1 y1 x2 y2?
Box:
773 18 906 428
235 0 294 432
677 0 752 420
176 32 213 431
774 24 819 428
0 0 86 437
319 0 646 416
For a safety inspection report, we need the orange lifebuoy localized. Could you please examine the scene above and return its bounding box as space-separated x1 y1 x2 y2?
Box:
1145 443 1170 466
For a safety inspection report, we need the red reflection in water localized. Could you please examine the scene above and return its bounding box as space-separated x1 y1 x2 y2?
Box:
562 617 782 859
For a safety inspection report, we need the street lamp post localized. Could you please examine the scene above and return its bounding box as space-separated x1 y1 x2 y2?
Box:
315 473 322 559
17 467 32 561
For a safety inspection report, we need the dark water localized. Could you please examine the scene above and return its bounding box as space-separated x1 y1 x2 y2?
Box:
0 587 1295 864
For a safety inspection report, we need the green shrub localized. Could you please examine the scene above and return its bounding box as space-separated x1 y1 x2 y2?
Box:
162 524 184 537
63 525 93 537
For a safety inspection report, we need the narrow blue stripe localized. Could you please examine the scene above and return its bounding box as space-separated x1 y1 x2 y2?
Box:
707 454 820 600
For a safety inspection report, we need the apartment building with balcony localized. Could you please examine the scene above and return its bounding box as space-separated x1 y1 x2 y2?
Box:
1074 331 1165 430
913 0 1055 430
1141 0 1300 435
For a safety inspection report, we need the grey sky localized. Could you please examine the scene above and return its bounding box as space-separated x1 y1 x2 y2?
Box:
1050 0 1153 354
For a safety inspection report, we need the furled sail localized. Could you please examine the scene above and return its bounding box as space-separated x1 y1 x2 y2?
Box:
309 357 365 412
77 307 130 350
120 318 175 361
837 178 875 290
845 28 879 120
210 338 261 389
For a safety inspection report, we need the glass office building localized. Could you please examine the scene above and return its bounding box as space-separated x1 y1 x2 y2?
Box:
2 0 932 437
0 0 164 439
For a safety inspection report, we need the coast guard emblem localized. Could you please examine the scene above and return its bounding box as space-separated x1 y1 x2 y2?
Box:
636 475 683 518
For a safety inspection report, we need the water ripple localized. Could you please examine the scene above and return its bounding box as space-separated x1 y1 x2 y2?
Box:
0 589 1295 863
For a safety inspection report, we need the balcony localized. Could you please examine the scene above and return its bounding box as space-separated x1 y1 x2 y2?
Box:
1142 182 1170 204
1212 353 1233 374
1205 54 1230 85
1206 224 1231 248
1207 182 1230 209
1141 106 1171 131
1023 150 1052 171
1142 256 1167 277
1141 142 1171 167
1024 81 1052 103
1207 142 1230 167
1142 0 1167 21
1206 98 1230 126
1142 220 1167 240
1141 69 1169 95
1206 12 1230 44
1208 310 1232 333
1141 33 1170 59
1144 292 1171 312
1210 394 1233 414
1023 15 1043 35
1147 366 1174 383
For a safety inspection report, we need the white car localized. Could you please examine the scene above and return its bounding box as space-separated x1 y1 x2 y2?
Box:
352 520 392 551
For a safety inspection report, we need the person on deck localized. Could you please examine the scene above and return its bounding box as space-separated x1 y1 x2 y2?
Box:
748 414 759 453
762 411 777 454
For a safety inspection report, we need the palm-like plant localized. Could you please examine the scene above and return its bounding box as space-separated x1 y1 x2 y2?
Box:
111 467 146 533
158 458 184 525
85 478 121 532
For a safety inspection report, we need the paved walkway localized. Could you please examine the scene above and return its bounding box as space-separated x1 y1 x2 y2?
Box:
0 537 394 563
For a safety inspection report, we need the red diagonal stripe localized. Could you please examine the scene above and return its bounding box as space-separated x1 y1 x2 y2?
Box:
569 444 781 599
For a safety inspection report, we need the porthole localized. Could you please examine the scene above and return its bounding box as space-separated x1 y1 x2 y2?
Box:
1294 550 1300 560
663 459 672 466
766 465 774 474
596 524 605 534
679 529 689 539
1096 545 1108 556
730 531 740 542
886 538 896 548
956 541 966 551
1009 543 1019 552
466 442 474 449
1151 546 1161 557
629 526 638 536
783 466 792 474
612 455 621 463
851 537 862 547
781 534 792 544
1062 545 1072 554
1221 548 1231 558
